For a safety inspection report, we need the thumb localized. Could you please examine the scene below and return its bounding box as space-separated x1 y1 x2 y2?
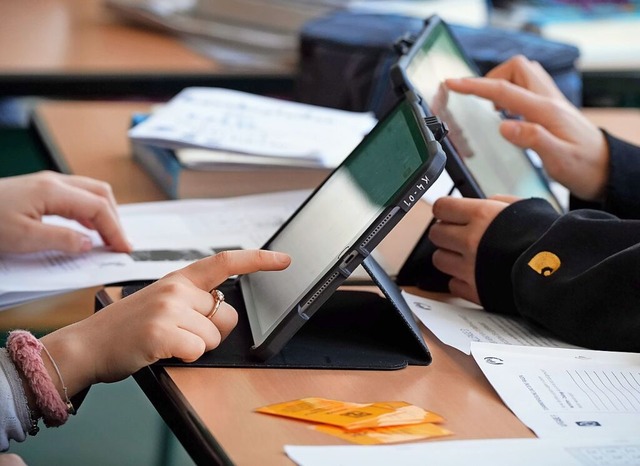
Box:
24 223 94 253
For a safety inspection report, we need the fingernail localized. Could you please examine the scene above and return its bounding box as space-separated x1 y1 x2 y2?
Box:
501 120 521 139
272 251 291 264
79 236 93 252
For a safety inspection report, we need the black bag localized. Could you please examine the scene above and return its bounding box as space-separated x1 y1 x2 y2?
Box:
295 12 582 119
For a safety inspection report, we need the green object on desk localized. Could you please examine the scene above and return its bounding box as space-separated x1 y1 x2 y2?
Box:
0 118 69 177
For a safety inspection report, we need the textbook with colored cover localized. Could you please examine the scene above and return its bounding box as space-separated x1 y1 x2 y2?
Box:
131 140 331 199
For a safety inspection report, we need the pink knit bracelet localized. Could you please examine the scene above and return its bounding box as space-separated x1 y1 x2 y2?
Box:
6 330 69 428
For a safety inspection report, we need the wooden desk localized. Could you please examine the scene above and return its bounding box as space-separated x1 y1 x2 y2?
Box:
0 0 293 98
4 102 640 464
97 284 534 466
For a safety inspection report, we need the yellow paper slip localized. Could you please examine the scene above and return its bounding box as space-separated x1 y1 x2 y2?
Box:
315 422 453 445
256 397 444 430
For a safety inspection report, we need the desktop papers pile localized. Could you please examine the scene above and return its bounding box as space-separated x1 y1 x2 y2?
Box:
128 87 377 169
404 293 640 437
0 190 309 310
127 87 377 199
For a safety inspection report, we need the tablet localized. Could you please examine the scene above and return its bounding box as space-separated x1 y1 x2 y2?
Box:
240 93 446 360
391 16 562 211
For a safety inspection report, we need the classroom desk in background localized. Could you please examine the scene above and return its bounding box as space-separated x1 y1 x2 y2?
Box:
1 102 640 465
0 0 293 98
1 0 637 106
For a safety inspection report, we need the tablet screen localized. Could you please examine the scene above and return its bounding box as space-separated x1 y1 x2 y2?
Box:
242 99 435 348
405 20 560 209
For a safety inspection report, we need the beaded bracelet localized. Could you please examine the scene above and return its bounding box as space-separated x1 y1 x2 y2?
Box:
6 330 72 428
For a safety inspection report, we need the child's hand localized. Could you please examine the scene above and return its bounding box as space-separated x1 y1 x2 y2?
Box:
0 171 131 254
429 196 514 304
445 55 608 202
40 250 291 395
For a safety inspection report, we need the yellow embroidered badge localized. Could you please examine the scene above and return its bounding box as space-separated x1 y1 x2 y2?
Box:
528 251 561 276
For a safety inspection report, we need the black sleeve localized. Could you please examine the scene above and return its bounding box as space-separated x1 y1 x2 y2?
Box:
570 131 640 219
476 198 560 317
477 199 640 353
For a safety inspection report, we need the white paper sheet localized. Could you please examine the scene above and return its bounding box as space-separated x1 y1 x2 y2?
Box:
471 342 640 439
128 87 377 168
0 190 309 308
285 437 640 466
402 291 579 354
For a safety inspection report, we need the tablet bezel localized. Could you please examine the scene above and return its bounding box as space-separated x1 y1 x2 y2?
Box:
391 15 562 210
240 92 447 360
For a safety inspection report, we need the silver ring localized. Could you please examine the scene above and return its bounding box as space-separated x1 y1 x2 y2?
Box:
206 289 225 320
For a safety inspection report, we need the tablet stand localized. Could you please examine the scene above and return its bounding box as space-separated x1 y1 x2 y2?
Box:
102 256 431 370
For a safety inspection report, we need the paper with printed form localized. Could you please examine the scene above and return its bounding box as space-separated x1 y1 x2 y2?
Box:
128 87 377 168
471 342 640 439
0 190 309 309
285 437 640 466
402 291 580 354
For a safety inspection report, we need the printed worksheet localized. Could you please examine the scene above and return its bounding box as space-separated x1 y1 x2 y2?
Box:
471 342 640 438
402 291 580 354
0 190 309 308
286 437 640 466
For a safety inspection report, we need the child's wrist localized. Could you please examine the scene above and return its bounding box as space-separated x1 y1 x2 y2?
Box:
6 330 72 428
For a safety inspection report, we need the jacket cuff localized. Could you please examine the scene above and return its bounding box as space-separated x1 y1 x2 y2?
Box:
476 198 560 315
602 131 640 219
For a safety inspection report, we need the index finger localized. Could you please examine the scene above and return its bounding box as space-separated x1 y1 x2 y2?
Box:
444 77 554 126
484 56 563 99
45 182 131 252
178 249 291 291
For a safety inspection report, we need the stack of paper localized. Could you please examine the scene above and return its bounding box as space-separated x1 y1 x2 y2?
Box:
129 87 377 168
127 87 377 198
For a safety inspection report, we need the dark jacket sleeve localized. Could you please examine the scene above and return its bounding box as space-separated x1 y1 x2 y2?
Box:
570 132 640 219
475 133 640 353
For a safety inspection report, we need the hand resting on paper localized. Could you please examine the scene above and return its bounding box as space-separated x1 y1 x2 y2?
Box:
0 171 131 254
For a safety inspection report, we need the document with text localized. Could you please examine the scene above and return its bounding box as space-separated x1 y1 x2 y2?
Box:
285 437 640 466
128 87 377 168
0 190 309 309
471 342 640 438
402 291 579 354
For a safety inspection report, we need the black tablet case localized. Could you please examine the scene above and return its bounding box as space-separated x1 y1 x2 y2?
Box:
97 255 431 370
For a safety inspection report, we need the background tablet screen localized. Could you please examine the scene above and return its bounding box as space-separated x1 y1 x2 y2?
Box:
405 21 561 209
243 100 431 346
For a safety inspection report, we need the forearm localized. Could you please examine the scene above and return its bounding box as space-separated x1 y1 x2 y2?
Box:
511 209 640 352
475 198 560 315
0 326 98 447
39 323 97 400
478 199 640 351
